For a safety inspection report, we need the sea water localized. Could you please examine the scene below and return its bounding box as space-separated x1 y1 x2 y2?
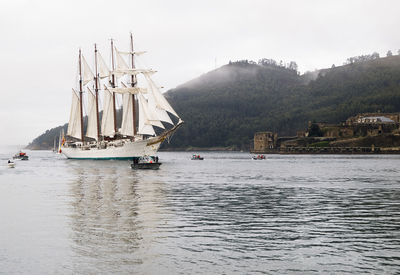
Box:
0 149 399 274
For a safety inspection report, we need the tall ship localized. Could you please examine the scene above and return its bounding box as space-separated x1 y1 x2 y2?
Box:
62 34 183 159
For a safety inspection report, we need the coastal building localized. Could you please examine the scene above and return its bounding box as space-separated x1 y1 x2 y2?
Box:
253 132 277 152
357 116 395 124
252 112 400 153
346 113 400 125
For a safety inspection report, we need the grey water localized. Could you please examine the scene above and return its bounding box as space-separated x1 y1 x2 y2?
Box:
0 149 400 274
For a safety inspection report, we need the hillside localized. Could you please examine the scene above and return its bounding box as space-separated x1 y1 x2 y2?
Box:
165 61 303 149
164 55 400 149
27 54 400 150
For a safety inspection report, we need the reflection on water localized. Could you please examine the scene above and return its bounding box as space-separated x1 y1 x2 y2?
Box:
0 151 400 273
68 161 169 274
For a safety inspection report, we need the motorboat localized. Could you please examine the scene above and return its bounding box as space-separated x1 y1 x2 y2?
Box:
7 160 15 168
191 154 204 160
252 154 265 160
131 156 161 170
13 151 29 160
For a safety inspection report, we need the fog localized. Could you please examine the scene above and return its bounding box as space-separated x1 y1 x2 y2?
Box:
0 0 399 145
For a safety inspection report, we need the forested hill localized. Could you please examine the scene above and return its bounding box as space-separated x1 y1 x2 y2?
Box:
164 60 303 149
27 54 400 150
164 55 400 149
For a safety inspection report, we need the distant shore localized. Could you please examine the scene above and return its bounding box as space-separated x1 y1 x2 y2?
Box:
252 146 400 154
160 146 242 152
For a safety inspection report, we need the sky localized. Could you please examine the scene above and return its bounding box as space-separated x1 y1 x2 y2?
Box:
0 0 400 145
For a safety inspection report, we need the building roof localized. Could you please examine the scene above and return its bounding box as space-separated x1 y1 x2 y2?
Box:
361 116 395 123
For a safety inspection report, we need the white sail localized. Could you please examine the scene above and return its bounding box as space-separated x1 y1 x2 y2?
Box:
67 89 82 140
143 73 179 119
138 94 155 136
120 93 134 136
138 93 164 129
82 55 94 85
147 83 173 125
115 47 129 70
97 52 110 79
86 87 98 140
101 87 115 137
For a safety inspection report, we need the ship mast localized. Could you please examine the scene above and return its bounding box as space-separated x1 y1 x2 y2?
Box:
110 39 118 136
78 49 85 143
130 33 137 137
94 44 101 141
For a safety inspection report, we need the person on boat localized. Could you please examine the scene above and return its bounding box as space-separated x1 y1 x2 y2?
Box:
8 160 11 163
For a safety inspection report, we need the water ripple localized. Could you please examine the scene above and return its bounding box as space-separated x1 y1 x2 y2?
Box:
0 151 400 273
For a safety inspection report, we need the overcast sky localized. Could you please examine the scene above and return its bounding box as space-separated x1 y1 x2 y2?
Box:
1 0 399 146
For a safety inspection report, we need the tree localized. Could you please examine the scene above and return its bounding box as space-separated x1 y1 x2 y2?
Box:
308 123 323 137
288 61 298 72
387 50 393 57
371 52 380 59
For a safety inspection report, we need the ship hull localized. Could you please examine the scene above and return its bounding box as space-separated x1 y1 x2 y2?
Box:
62 138 161 160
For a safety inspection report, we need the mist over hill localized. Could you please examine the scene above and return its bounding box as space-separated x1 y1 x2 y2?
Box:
163 55 400 150
28 54 400 150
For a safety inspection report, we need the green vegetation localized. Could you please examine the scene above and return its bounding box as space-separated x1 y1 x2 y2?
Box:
28 54 400 150
308 141 330 148
165 55 400 150
307 123 323 137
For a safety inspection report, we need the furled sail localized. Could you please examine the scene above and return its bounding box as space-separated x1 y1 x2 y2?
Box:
101 87 115 137
82 55 94 85
111 68 156 78
67 89 82 140
143 73 180 119
120 93 134 136
108 86 147 94
86 87 98 140
118 51 146 56
97 52 110 79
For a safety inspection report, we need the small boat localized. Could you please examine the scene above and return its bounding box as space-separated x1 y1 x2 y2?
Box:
252 154 265 160
7 160 15 168
13 151 29 160
191 154 204 160
131 156 161 170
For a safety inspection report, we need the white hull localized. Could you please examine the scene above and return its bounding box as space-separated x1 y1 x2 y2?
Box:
62 138 162 160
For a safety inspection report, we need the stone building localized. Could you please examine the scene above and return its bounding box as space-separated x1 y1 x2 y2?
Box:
253 132 278 152
346 113 400 125
322 125 354 138
252 112 400 153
